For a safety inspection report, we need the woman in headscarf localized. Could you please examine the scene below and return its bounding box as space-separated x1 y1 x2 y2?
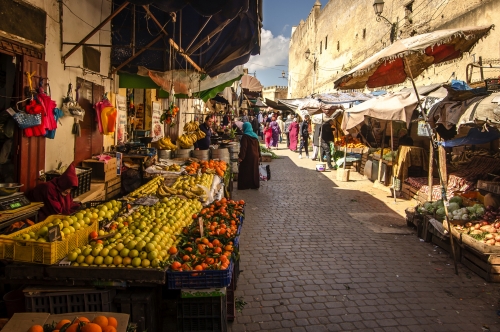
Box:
269 116 281 149
238 122 261 190
288 118 299 151
26 163 80 221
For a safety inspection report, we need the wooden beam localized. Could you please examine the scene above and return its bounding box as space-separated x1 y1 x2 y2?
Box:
186 18 233 56
62 1 129 62
185 16 212 53
110 35 163 74
142 5 203 73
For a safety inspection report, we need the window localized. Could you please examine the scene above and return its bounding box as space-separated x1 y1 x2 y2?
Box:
337 41 340 51
363 28 366 39
325 36 328 49
320 41 322 54
405 1 414 23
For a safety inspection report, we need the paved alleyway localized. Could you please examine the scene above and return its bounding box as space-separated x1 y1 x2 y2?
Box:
231 150 500 332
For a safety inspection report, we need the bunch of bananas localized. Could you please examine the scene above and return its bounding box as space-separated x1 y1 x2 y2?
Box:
183 121 199 132
126 176 164 200
195 129 206 140
157 183 178 198
178 133 198 148
163 164 181 172
158 137 177 150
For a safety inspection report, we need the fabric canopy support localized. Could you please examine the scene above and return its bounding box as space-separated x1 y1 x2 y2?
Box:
119 71 242 102
111 0 261 77
334 25 493 90
456 92 500 129
441 127 500 147
341 91 419 132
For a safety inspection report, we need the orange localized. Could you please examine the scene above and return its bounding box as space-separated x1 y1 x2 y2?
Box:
168 246 178 255
107 317 118 328
55 319 72 329
65 323 81 332
81 323 103 332
92 316 109 328
102 327 117 332
27 326 44 332
75 317 90 324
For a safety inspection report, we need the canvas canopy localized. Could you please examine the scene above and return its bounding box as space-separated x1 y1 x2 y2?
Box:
341 92 419 132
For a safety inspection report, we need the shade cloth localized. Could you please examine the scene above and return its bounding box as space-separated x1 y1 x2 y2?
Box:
457 93 500 128
441 127 500 147
341 92 419 132
334 25 493 90
393 146 429 186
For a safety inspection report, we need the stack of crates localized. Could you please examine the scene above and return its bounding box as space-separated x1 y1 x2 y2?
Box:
113 288 158 332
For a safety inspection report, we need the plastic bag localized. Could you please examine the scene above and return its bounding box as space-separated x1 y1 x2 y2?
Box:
259 164 271 181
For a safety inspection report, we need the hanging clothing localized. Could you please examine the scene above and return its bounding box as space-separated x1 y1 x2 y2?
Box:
25 163 80 221
45 108 64 139
101 106 117 135
38 92 57 131
23 99 46 137
95 99 112 134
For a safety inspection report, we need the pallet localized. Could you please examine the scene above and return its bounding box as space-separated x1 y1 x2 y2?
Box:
401 182 428 203
359 152 368 175
461 246 500 282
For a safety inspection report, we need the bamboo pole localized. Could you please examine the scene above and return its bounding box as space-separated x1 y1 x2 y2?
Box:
377 123 387 183
428 140 434 201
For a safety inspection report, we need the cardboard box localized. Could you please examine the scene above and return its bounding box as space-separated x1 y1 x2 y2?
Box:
82 158 117 182
2 312 129 332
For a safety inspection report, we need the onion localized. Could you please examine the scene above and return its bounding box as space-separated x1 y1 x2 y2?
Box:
486 234 495 240
495 242 500 246
465 222 473 228
492 229 498 233
481 221 490 226
495 235 500 242
495 222 500 229
474 223 482 230
486 239 496 245
486 205 494 211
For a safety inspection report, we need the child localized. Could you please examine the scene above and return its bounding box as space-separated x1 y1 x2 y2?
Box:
264 123 272 149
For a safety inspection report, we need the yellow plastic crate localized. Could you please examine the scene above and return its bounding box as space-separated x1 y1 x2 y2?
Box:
0 215 98 265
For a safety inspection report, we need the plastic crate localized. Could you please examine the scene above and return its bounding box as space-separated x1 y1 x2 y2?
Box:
226 288 235 322
45 167 92 198
114 288 158 332
177 295 227 332
167 260 233 289
79 200 128 229
24 289 116 314
0 215 98 265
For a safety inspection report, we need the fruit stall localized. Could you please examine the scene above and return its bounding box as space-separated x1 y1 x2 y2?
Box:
0 158 244 331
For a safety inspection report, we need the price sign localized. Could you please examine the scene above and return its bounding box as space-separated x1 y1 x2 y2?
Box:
198 217 204 236
47 225 62 242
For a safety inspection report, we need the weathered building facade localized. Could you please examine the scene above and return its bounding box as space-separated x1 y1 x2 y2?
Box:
288 0 500 98
262 86 289 101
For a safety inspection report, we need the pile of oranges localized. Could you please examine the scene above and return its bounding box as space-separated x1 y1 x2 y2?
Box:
168 198 244 272
185 160 227 177
27 315 118 332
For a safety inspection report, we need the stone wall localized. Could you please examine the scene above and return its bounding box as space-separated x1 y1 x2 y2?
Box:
262 86 289 101
288 0 500 98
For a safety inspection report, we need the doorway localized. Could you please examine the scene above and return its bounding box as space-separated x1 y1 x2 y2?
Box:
0 52 17 183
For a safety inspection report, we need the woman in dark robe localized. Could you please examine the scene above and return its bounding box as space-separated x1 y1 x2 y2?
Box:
26 163 80 221
270 116 281 149
238 122 261 190
288 118 299 151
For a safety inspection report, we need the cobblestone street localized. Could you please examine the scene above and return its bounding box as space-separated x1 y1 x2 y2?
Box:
230 147 500 332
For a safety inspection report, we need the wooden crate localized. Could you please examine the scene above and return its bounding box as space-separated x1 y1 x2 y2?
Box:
461 246 500 282
401 182 428 203
359 152 369 175
431 234 461 262
82 158 117 182
105 176 122 200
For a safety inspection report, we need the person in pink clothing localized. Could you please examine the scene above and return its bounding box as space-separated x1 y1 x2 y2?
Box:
263 123 272 149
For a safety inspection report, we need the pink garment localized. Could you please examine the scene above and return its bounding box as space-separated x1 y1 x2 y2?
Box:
24 99 46 137
38 92 57 131
95 99 112 134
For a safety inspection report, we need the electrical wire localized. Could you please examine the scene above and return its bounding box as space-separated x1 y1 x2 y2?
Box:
62 2 111 32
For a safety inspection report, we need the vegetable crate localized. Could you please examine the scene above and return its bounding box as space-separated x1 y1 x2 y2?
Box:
45 167 92 198
113 288 159 332
167 260 233 290
227 259 240 322
0 215 98 265
177 295 227 332
461 246 500 282
405 207 424 235
24 289 116 314
431 234 461 262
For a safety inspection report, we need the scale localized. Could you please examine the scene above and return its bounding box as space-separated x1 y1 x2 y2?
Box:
0 193 31 211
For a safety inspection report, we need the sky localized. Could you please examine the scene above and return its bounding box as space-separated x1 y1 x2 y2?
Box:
246 0 319 88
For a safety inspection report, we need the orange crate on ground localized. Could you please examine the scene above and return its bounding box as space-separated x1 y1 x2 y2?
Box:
0 215 98 265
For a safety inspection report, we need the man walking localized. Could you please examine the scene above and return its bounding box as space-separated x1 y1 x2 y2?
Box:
321 119 336 170
298 115 310 159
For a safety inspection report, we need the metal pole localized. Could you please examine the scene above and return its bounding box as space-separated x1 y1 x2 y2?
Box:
428 140 434 201
62 1 129 62
111 35 163 74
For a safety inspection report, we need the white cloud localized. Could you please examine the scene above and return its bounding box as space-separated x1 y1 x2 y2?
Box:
246 29 289 73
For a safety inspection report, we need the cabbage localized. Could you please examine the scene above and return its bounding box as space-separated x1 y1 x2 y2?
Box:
453 215 461 220
418 207 427 214
436 200 445 208
461 214 469 221
450 196 463 206
448 202 460 213
436 208 446 219
476 207 485 216
423 202 433 210
469 213 477 220
467 206 476 213
426 205 435 213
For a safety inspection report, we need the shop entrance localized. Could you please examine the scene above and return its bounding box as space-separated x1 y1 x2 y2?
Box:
74 78 104 165
0 51 46 192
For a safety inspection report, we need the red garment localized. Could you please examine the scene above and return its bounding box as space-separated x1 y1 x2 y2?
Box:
264 127 272 148
95 99 112 134
26 163 80 221
23 99 46 137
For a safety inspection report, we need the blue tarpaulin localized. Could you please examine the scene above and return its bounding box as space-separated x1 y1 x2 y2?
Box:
441 127 500 147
